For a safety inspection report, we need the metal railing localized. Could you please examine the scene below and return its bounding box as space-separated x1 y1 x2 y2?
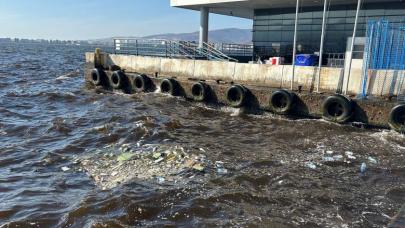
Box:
113 38 252 62
327 53 345 68
218 43 254 57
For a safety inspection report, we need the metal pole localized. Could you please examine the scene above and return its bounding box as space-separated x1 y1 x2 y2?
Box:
317 0 328 93
136 40 138 56
344 0 362 95
199 7 209 49
291 0 300 90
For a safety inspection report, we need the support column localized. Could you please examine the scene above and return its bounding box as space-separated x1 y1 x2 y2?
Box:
199 7 209 49
344 0 362 95
317 0 328 93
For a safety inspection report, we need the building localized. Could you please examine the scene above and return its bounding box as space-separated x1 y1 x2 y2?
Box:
171 0 405 62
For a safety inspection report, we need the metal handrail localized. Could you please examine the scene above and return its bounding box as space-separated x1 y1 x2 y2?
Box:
113 38 248 62
202 42 238 62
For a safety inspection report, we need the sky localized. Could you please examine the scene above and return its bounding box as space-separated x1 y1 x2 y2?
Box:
0 0 252 40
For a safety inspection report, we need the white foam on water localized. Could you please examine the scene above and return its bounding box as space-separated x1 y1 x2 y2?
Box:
55 70 80 80
217 106 242 116
154 86 161 94
56 75 70 80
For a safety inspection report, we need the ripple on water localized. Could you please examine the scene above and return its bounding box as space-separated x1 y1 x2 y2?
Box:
0 43 404 227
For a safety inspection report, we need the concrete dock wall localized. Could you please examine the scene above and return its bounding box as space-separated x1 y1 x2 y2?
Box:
85 52 404 97
84 52 405 131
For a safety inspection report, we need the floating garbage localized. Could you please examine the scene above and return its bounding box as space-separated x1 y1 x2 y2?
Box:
154 157 165 163
61 166 70 172
322 157 335 162
322 154 345 163
78 144 214 189
215 161 229 174
368 156 378 164
345 151 356 160
156 176 165 184
217 168 229 175
305 162 317 170
332 155 344 161
192 164 205 172
360 162 367 173
117 152 135 162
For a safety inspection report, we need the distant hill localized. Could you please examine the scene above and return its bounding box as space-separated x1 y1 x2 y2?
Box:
144 28 252 44
89 28 252 45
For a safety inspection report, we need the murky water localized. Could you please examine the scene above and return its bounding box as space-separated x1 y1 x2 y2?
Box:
0 43 404 227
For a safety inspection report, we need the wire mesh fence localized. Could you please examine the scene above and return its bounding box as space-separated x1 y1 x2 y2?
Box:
361 19 405 100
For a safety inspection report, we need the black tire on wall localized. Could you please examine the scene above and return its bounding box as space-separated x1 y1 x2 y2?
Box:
91 68 107 86
389 104 405 133
226 85 248 108
160 78 179 96
110 71 126 89
133 74 152 92
191 82 210 102
270 89 295 114
321 94 353 123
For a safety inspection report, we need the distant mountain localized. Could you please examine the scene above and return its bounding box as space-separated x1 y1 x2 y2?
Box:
144 28 252 44
89 28 252 45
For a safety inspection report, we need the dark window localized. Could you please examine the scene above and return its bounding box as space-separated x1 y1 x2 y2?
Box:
253 2 405 57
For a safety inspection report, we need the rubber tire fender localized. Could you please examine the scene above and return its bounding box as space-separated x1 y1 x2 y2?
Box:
91 68 106 86
133 74 151 92
191 82 210 102
270 89 295 114
388 104 405 133
321 94 353 123
110 70 126 89
160 78 179 96
226 85 248 108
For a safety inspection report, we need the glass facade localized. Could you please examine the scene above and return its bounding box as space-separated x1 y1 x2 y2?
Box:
253 2 405 60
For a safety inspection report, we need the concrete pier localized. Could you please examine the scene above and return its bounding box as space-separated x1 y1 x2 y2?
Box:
84 52 405 132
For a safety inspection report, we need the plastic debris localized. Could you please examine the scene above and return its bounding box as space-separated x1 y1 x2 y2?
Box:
156 176 165 183
345 151 356 160
333 155 344 161
152 152 163 159
368 156 378 164
217 168 229 175
360 162 367 173
306 162 317 170
184 159 196 168
323 157 335 162
79 144 216 189
154 157 165 163
345 151 354 156
61 166 70 172
117 152 135 162
215 161 229 174
192 163 205 172
215 161 225 168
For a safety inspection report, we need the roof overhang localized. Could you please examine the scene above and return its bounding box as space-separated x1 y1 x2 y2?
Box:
170 0 397 19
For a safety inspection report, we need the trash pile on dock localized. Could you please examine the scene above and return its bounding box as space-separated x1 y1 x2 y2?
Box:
77 144 228 190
